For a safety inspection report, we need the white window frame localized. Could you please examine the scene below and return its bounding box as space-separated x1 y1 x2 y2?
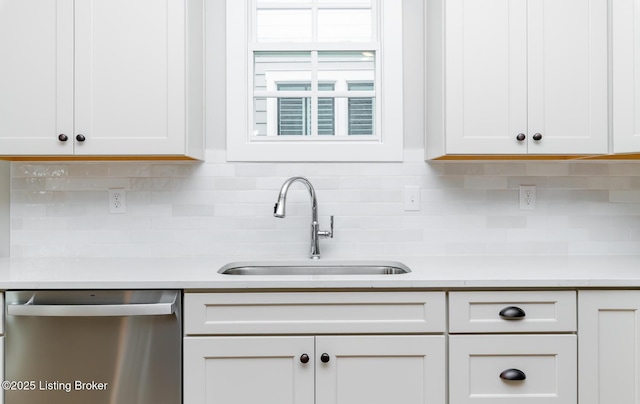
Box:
226 0 403 162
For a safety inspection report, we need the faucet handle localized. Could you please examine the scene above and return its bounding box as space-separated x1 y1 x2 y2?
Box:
318 216 334 239
329 215 334 238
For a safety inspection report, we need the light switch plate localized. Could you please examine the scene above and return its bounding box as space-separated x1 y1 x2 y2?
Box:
404 186 421 211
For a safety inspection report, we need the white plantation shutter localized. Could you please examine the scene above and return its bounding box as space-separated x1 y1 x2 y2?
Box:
276 83 335 136
348 82 374 135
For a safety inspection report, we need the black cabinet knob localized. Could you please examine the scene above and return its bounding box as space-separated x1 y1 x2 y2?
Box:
516 133 526 141
499 306 526 320
58 134 68 142
320 353 330 363
76 134 86 142
300 354 309 364
532 133 542 141
500 368 526 381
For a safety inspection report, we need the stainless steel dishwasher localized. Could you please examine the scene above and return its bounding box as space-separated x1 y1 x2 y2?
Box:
4 290 181 404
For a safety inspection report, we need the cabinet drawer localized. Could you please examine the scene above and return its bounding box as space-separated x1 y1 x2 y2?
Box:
184 291 446 335
449 291 576 333
450 335 577 404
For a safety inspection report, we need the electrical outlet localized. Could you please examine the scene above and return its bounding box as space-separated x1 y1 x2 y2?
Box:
108 189 126 214
404 186 421 211
519 185 536 211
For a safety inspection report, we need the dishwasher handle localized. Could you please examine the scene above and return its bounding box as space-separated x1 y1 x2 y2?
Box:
7 301 176 317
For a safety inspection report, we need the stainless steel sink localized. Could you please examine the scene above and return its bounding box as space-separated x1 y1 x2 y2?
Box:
218 261 411 275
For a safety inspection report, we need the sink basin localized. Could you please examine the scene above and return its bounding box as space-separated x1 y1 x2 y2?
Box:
218 261 411 276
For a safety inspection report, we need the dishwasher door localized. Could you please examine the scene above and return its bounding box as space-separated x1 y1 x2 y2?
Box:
4 290 181 404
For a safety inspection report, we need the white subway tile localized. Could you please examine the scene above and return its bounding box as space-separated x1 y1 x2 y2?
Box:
610 190 640 203
8 160 640 258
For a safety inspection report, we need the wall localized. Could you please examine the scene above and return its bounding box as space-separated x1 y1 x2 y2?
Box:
8 156 640 258
6 0 640 258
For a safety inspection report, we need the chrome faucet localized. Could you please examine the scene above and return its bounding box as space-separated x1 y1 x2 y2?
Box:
273 176 333 259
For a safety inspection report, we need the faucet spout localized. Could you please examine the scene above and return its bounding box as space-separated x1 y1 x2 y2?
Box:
273 176 333 259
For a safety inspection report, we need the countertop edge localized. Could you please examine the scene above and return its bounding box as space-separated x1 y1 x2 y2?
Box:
0 255 639 289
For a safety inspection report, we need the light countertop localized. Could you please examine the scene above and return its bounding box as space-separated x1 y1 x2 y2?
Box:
0 255 638 290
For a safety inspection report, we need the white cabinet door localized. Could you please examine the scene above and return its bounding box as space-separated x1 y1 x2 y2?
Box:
184 335 446 404
579 291 640 404
0 0 203 158
316 335 446 404
0 0 74 156
527 0 608 155
435 0 607 157
445 0 528 155
74 0 189 156
612 0 640 153
450 335 577 404
183 336 315 404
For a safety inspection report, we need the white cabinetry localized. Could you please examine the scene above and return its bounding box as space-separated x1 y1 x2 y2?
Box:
448 291 577 404
426 0 608 158
183 292 447 404
0 0 204 159
0 162 8 257
612 0 640 154
578 291 640 404
0 335 3 404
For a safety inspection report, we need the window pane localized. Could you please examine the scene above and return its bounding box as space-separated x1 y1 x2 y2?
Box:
318 97 335 135
256 9 312 42
254 52 312 91
278 83 311 92
318 82 335 92
257 0 311 4
317 0 370 4
348 98 375 135
279 97 311 135
318 51 375 88
253 97 268 136
348 82 374 135
348 81 374 91
318 9 372 42
276 84 310 136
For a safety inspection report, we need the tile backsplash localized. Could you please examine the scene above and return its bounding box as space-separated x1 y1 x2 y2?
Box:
9 151 640 258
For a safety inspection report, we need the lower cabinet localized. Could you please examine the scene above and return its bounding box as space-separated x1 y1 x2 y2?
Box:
184 335 445 404
183 291 447 404
449 291 577 404
578 290 640 404
0 336 3 404
1 293 3 404
182 289 640 404
450 335 577 404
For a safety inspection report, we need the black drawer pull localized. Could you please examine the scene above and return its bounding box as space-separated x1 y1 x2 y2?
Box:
499 306 526 320
300 354 309 364
500 368 526 381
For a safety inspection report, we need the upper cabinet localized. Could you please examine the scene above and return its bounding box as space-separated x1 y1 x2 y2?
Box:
426 0 608 159
0 0 204 160
612 0 640 154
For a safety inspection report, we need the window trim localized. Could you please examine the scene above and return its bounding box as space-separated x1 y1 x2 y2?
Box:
226 0 403 162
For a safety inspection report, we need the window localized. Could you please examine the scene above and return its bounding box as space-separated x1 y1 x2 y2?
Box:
227 0 403 161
